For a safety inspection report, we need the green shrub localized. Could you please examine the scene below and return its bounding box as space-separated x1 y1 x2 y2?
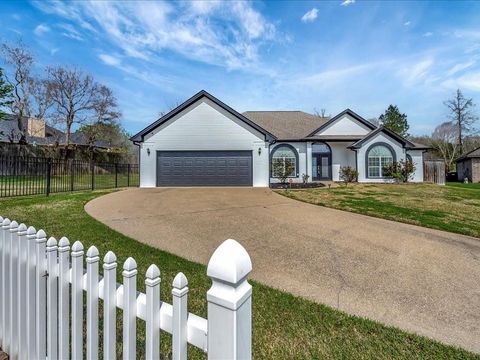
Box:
339 166 358 185
382 159 416 183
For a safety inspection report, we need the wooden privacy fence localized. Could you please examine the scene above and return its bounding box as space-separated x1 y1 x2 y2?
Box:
423 160 446 185
0 216 253 360
0 156 139 198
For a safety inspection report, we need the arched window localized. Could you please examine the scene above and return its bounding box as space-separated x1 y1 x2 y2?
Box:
406 154 413 163
367 143 395 178
271 144 298 178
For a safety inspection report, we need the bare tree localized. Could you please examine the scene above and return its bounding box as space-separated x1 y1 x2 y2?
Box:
444 89 478 153
80 85 121 148
314 108 329 118
1 41 34 143
158 100 181 117
29 77 52 120
47 66 119 146
430 122 460 171
367 117 380 127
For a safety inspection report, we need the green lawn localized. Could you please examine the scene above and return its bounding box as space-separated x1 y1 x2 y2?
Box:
1 191 478 359
279 182 480 238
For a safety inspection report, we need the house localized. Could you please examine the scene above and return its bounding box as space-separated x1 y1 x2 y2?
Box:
0 114 111 149
456 146 480 183
130 90 428 187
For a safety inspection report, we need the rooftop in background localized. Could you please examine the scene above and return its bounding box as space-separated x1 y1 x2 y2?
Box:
0 114 110 149
457 146 480 162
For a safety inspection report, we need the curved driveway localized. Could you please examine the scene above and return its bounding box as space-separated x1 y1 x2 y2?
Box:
85 188 480 352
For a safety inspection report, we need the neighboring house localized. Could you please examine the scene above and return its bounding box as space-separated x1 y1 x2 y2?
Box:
0 114 110 149
456 147 480 183
131 90 428 187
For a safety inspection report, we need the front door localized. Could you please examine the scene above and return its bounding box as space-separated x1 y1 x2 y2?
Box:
312 154 331 180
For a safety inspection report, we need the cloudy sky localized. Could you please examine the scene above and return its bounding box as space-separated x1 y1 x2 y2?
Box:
1 0 480 135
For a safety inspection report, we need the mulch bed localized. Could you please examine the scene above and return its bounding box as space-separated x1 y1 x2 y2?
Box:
270 182 325 189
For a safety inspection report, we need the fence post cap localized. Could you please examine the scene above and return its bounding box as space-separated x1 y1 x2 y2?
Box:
86 245 99 258
46 236 58 248
104 250 117 264
58 236 70 248
2 218 10 227
71 240 84 252
207 239 252 285
18 223 27 233
123 257 137 271
173 272 188 289
0 216 3 223
36 229 47 242
9 220 19 230
146 264 160 280
27 226 37 235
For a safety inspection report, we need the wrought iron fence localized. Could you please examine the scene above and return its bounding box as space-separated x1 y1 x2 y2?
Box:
0 156 139 197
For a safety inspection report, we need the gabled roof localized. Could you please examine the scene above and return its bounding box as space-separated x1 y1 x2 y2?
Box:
456 146 480 162
307 109 376 137
130 90 276 143
242 111 328 139
348 126 418 149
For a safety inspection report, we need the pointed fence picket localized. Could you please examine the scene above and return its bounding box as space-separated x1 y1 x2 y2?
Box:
0 217 253 360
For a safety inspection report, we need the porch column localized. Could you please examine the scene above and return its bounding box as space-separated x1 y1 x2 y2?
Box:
306 142 312 181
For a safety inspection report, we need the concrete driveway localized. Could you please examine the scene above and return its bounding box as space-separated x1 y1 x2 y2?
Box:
85 187 480 352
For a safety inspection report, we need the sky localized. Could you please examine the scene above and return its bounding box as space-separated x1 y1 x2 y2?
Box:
1 0 480 136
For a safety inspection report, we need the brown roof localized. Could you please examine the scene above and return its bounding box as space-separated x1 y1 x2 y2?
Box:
242 111 328 139
457 146 480 161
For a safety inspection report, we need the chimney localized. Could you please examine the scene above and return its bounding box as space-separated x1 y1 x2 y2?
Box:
27 117 46 138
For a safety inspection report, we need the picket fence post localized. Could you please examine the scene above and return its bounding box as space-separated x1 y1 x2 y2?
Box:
71 241 84 360
87 246 100 360
172 272 188 360
58 237 70 360
0 216 5 351
26 226 37 359
0 215 3 351
9 220 19 360
35 229 47 360
103 251 117 360
122 257 137 360
46 237 58 360
17 223 28 360
207 239 253 360
145 264 160 360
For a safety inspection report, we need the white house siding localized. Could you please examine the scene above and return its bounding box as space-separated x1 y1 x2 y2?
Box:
356 133 406 183
329 142 356 181
406 150 424 182
269 142 308 183
315 114 371 136
139 98 270 187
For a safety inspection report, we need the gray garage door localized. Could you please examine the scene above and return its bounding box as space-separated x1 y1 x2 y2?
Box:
156 151 252 186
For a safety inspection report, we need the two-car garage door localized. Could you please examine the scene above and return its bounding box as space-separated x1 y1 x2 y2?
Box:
156 151 252 186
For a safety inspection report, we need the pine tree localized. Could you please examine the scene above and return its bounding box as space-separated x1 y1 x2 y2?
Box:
379 105 409 137
0 66 14 122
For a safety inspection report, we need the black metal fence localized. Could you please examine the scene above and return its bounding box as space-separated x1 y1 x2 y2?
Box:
0 156 139 198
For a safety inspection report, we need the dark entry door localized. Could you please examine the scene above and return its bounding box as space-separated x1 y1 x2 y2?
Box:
312 154 331 180
156 151 252 186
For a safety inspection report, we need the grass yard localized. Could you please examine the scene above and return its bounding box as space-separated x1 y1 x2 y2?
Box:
1 191 478 359
279 182 480 238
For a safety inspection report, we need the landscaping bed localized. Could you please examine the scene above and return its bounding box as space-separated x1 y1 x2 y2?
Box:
270 182 325 189
0 191 478 359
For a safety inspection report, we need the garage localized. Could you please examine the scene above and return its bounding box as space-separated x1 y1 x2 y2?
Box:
156 151 252 186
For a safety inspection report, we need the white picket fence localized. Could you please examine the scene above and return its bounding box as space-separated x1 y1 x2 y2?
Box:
0 216 253 359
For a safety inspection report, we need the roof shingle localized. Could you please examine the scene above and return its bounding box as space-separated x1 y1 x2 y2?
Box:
242 111 328 139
